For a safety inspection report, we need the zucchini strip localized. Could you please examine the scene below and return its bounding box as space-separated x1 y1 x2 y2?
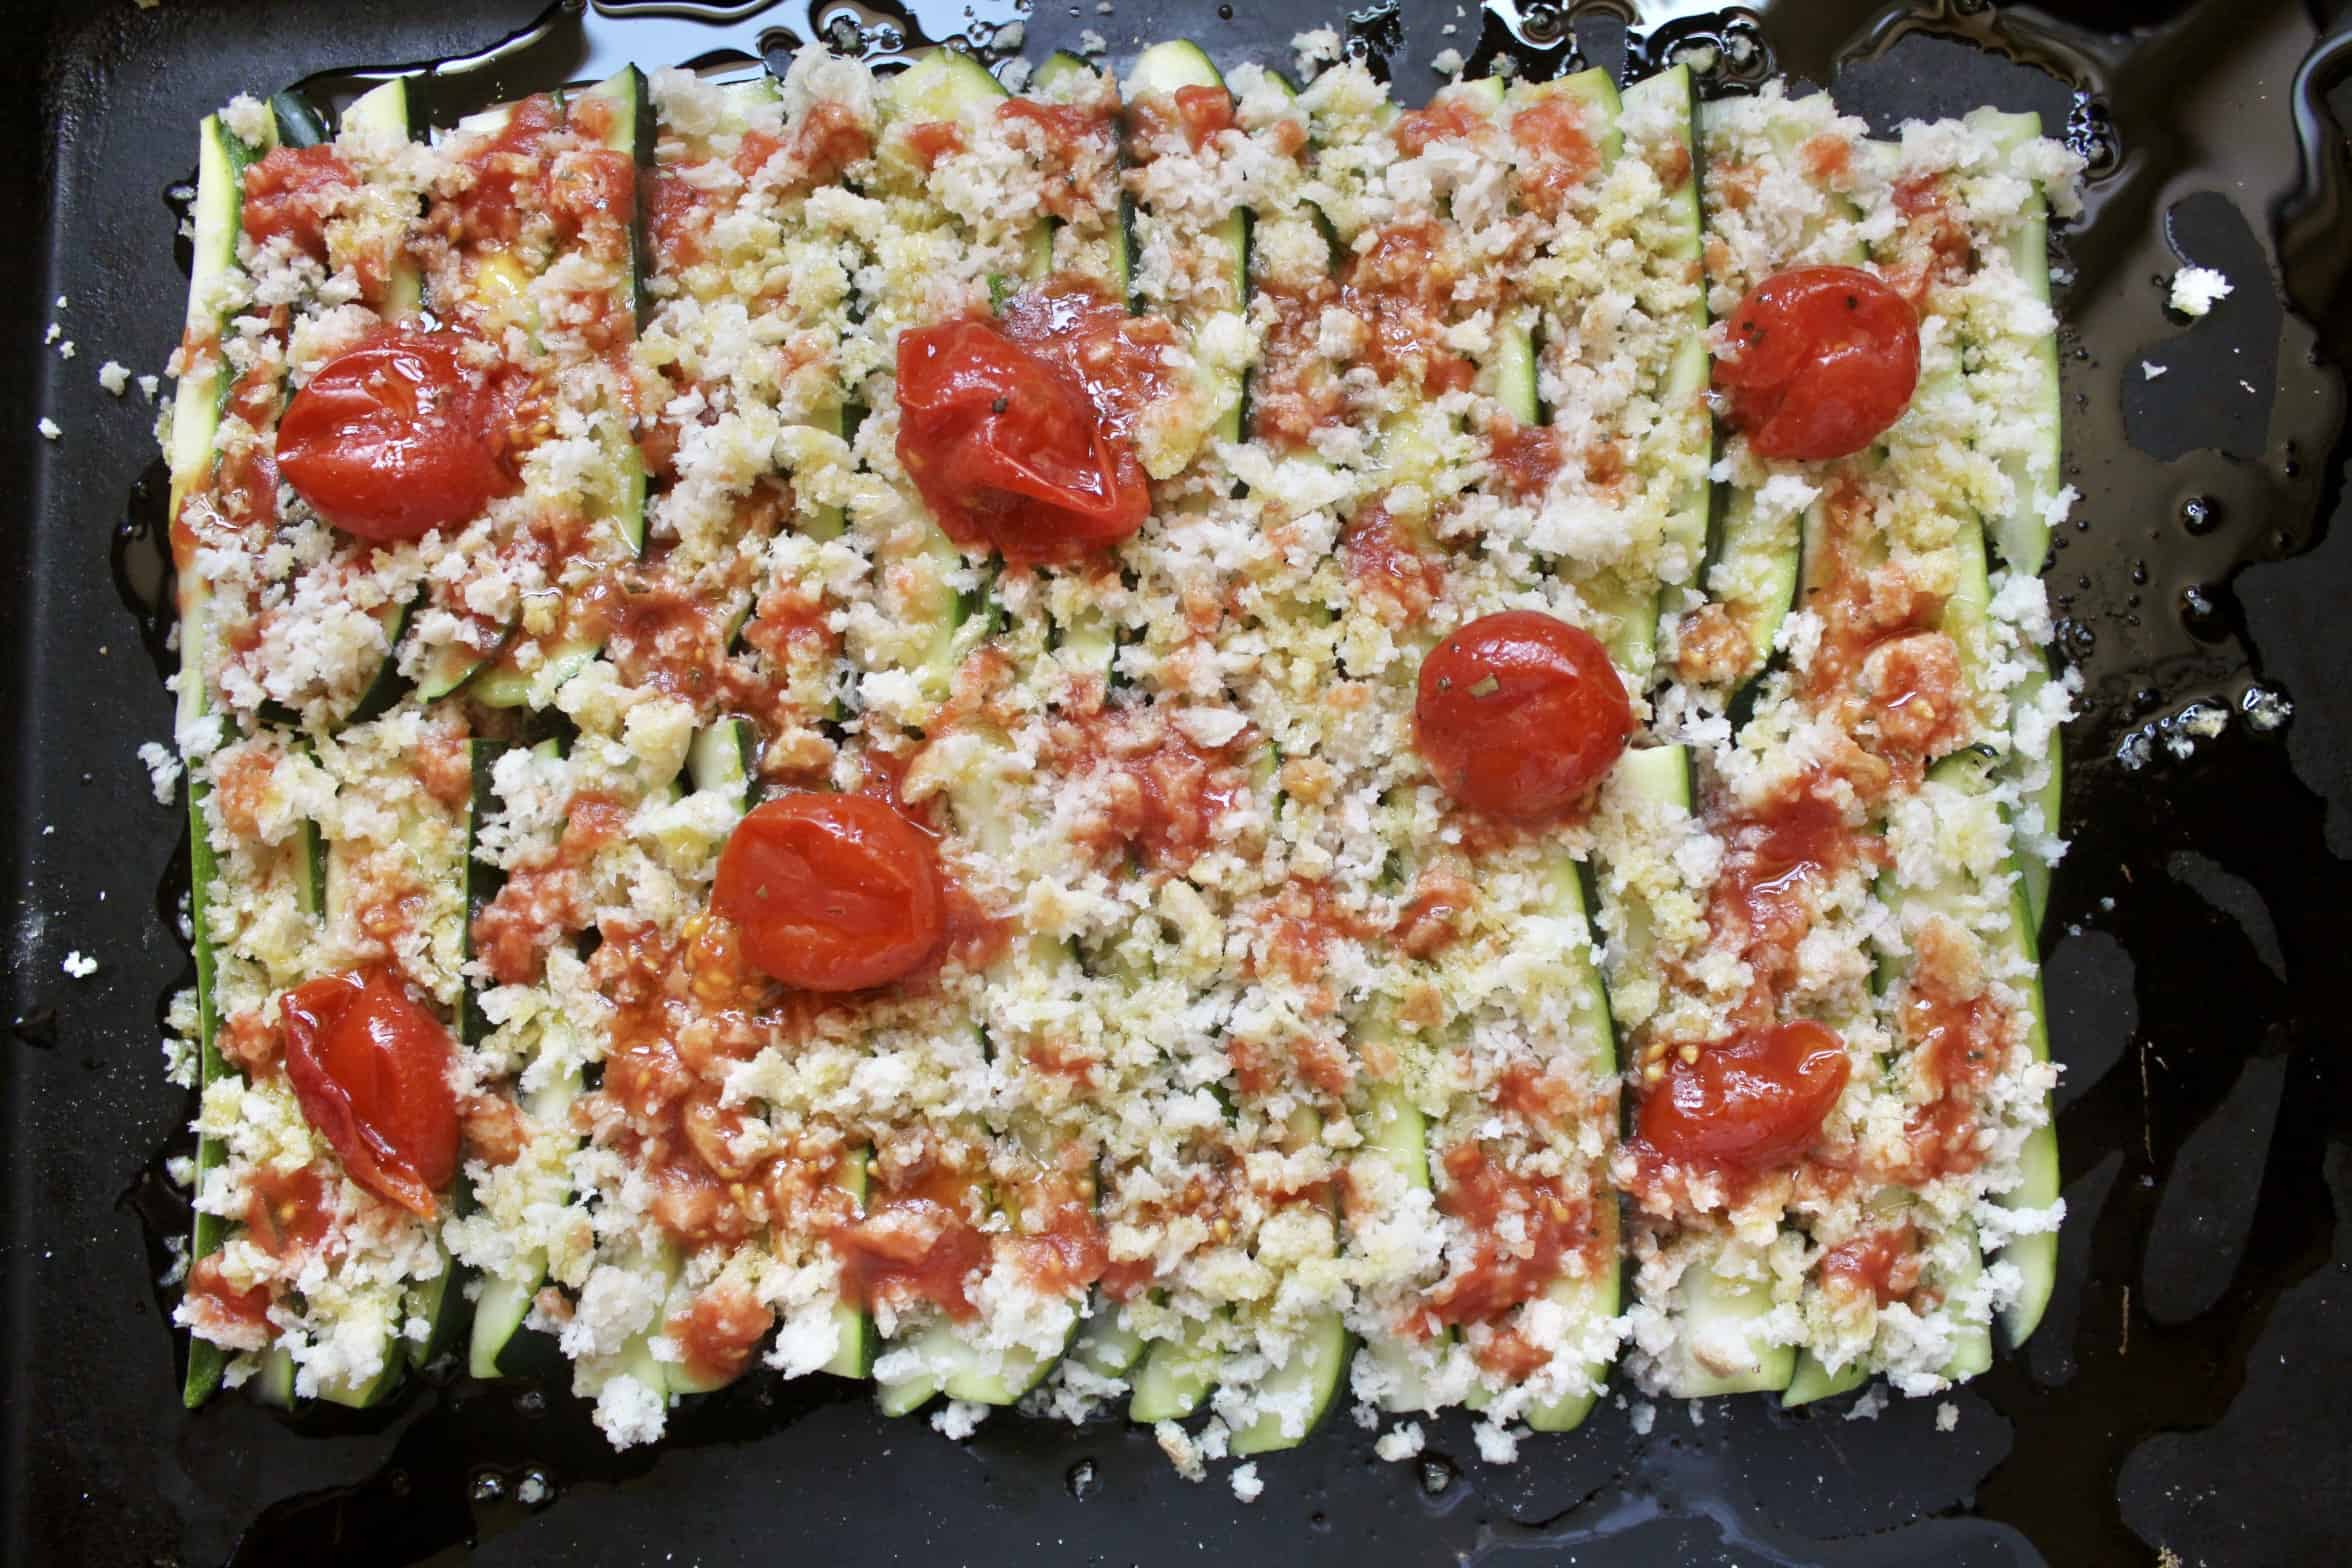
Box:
171 98 280 1411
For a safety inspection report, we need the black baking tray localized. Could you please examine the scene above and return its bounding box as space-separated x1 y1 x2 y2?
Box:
5 2 2351 1563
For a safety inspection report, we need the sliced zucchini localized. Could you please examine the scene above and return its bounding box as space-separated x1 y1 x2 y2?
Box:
574 68 654 557
1782 1349 1868 1408
337 77 424 318
1227 1310 1353 1457
1661 1242 1796 1397
1128 1314 1219 1422
1123 42 1248 447
1625 64 1712 620
170 98 279 1412
822 1148 879 1380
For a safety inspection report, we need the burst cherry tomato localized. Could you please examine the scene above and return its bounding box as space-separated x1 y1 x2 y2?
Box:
276 331 519 542
281 969 460 1218
1640 1019 1851 1169
1716 266 1920 462
1415 609 1633 817
713 792 944 992
895 317 1148 564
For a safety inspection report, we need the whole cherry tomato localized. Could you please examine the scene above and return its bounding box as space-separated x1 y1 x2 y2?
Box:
1415 609 1633 818
1716 266 1920 462
277 331 519 542
281 968 460 1218
713 792 945 992
1640 1019 1851 1169
895 317 1148 564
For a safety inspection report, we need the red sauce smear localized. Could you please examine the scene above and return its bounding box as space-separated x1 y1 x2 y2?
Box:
1422 1143 1593 1334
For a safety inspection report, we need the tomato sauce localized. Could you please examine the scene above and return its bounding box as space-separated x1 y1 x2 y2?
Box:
1395 95 1489 157
1885 173 1974 308
794 101 873 188
1511 98 1601 218
1801 133 1853 185
212 748 276 842
1342 500 1446 623
1258 876 1380 989
1008 1161 1107 1298
240 145 351 263
1423 1144 1592 1330
1058 714 1249 871
217 345 287 527
733 128 787 180
471 793 629 986
545 144 636 266
1494 1061 1576 1131
1884 938 2006 1183
1393 870 1474 960
1248 276 1345 450
997 98 1116 221
1695 777 1864 1034
831 1156 990 1318
452 93 563 248
904 119 965 169
1819 1224 1920 1306
1343 222 1478 396
186 1254 274 1338
1487 416 1563 501
672 1280 773 1387
243 1163 333 1259
1672 599 1757 686
1798 480 1968 777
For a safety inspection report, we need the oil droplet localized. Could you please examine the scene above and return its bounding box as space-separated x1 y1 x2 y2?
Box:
2130 559 2149 586
1065 1458 1098 1499
516 1469 554 1508
1419 1454 1458 1495
471 1471 506 1504
2180 495 2220 535
1217 2 1233 16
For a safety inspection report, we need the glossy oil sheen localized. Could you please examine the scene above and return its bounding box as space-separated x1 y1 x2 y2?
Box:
7 1 2350 1564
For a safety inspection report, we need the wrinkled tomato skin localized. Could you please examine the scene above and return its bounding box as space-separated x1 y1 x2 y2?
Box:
713 792 945 992
281 970 460 1218
1640 1019 1851 1169
276 331 519 542
1716 266 1920 462
894 318 1147 564
1415 609 1633 818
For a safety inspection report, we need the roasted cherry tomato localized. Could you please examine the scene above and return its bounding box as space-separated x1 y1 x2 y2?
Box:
1640 1019 1851 1169
277 331 519 542
281 969 460 1218
1716 266 1920 462
713 792 944 992
1415 609 1633 817
895 317 1148 564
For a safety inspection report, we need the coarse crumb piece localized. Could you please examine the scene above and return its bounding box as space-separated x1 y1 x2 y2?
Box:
2168 264 2233 317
